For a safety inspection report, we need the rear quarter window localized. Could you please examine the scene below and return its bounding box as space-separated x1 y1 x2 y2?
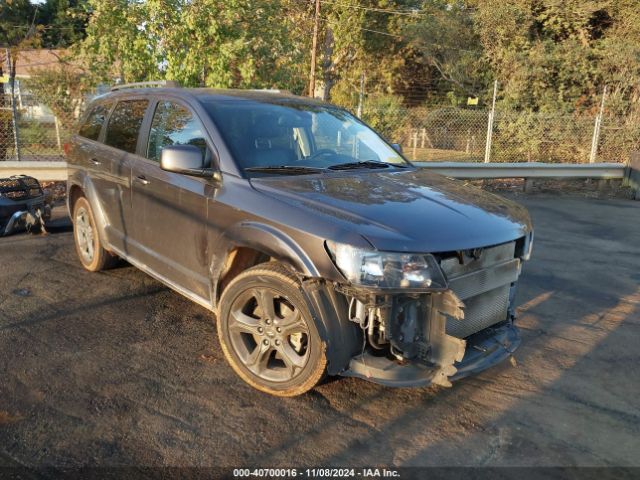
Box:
78 103 111 141
104 99 149 154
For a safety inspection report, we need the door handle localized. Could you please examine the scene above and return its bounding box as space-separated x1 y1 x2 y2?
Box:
90 158 101 165
136 175 150 185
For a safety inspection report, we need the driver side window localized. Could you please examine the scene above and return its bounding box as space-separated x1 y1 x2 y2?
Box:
147 101 209 164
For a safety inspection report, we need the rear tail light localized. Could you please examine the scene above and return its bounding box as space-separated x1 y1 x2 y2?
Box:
63 143 71 156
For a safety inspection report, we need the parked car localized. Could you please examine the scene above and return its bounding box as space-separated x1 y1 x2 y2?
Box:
0 175 50 236
66 82 533 396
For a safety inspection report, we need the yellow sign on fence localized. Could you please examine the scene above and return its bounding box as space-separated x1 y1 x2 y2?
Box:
0 75 9 84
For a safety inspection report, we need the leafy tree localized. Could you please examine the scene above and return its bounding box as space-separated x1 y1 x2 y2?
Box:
404 2 490 103
77 0 310 92
23 63 90 132
37 0 89 48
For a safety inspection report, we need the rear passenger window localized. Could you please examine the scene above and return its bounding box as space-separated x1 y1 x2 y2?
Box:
78 104 110 141
104 100 149 154
147 101 207 162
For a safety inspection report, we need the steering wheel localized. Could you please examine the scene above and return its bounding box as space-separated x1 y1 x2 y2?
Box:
306 148 337 161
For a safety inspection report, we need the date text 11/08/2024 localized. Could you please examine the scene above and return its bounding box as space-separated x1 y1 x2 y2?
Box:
233 468 401 478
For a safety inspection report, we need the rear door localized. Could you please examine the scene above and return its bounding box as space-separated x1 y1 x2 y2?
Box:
100 98 151 253
130 98 214 302
73 101 113 210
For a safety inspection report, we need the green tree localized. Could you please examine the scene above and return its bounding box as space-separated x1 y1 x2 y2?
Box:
404 2 490 103
77 0 310 92
37 0 89 48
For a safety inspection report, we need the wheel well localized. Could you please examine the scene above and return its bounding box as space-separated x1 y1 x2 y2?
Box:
68 184 84 212
216 247 271 302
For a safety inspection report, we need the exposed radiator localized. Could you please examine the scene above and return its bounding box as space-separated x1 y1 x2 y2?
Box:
440 242 520 339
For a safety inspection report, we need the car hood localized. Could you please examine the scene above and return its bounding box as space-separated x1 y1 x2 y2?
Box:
250 168 532 252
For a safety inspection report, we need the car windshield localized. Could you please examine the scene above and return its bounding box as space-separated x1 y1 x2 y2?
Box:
200 98 408 174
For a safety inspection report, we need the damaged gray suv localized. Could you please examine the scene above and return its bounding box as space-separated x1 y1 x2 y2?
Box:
67 83 533 396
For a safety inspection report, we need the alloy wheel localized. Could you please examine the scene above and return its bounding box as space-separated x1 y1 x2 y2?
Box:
75 206 95 264
227 287 310 383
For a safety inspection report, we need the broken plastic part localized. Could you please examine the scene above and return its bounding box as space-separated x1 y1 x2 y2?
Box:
1 208 46 237
425 290 467 387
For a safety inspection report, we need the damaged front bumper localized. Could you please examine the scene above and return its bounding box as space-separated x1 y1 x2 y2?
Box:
324 239 528 388
343 321 520 388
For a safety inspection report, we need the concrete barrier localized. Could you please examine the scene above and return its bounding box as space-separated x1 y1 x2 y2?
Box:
625 152 640 200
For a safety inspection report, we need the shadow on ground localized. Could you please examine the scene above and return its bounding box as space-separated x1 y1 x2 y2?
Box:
0 196 638 468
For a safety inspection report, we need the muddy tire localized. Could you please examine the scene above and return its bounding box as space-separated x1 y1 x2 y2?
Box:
217 262 327 397
72 196 118 272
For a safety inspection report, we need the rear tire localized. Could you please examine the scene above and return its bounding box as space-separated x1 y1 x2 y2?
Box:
72 196 118 272
217 262 327 397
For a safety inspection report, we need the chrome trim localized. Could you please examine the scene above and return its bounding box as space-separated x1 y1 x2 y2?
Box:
2 210 27 236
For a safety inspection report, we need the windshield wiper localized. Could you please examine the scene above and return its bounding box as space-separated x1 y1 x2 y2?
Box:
245 165 325 175
328 160 403 171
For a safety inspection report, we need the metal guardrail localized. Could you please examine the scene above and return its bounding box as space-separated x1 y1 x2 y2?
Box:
412 161 626 179
0 160 636 198
0 161 67 181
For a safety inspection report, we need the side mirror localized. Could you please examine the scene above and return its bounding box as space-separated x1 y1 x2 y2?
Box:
160 145 221 181
391 143 403 153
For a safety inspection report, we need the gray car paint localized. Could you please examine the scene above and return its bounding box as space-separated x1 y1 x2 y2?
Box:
69 89 531 300
67 87 533 381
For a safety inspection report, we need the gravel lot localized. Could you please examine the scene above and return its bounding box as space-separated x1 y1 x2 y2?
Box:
0 195 639 470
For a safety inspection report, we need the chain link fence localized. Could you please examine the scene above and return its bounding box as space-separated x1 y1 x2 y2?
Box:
1 87 638 164
359 105 639 164
0 87 81 162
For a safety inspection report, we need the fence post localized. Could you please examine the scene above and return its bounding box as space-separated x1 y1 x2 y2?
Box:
484 80 498 163
6 49 21 161
356 72 365 118
589 85 607 164
412 131 418 160
54 116 62 152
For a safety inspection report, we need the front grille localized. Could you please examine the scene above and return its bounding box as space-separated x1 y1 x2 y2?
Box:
440 242 520 339
0 176 43 201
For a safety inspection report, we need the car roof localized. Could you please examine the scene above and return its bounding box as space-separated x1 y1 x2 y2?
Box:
93 87 330 108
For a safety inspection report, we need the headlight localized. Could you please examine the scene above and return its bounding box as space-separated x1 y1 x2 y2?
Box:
326 241 447 290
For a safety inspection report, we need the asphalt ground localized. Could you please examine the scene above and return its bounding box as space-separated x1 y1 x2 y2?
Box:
0 195 639 471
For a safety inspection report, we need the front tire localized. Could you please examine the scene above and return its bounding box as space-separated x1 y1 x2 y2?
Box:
72 196 117 272
217 262 327 397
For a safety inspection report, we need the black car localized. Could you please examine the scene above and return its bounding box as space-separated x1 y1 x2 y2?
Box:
66 82 533 396
0 175 50 236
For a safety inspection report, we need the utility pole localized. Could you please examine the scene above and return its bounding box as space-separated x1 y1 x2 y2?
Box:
308 0 321 98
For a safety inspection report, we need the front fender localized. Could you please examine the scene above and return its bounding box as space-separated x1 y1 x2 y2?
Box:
209 221 321 307
210 221 361 375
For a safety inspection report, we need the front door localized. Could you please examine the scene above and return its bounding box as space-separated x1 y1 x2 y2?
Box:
130 99 214 303
98 98 150 253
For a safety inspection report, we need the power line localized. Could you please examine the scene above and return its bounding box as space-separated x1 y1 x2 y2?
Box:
322 0 430 17
323 17 481 54
359 26 404 38
323 17 404 38
1 24 79 31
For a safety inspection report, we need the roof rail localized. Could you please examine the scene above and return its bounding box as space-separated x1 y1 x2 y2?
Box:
111 80 180 91
248 89 290 94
